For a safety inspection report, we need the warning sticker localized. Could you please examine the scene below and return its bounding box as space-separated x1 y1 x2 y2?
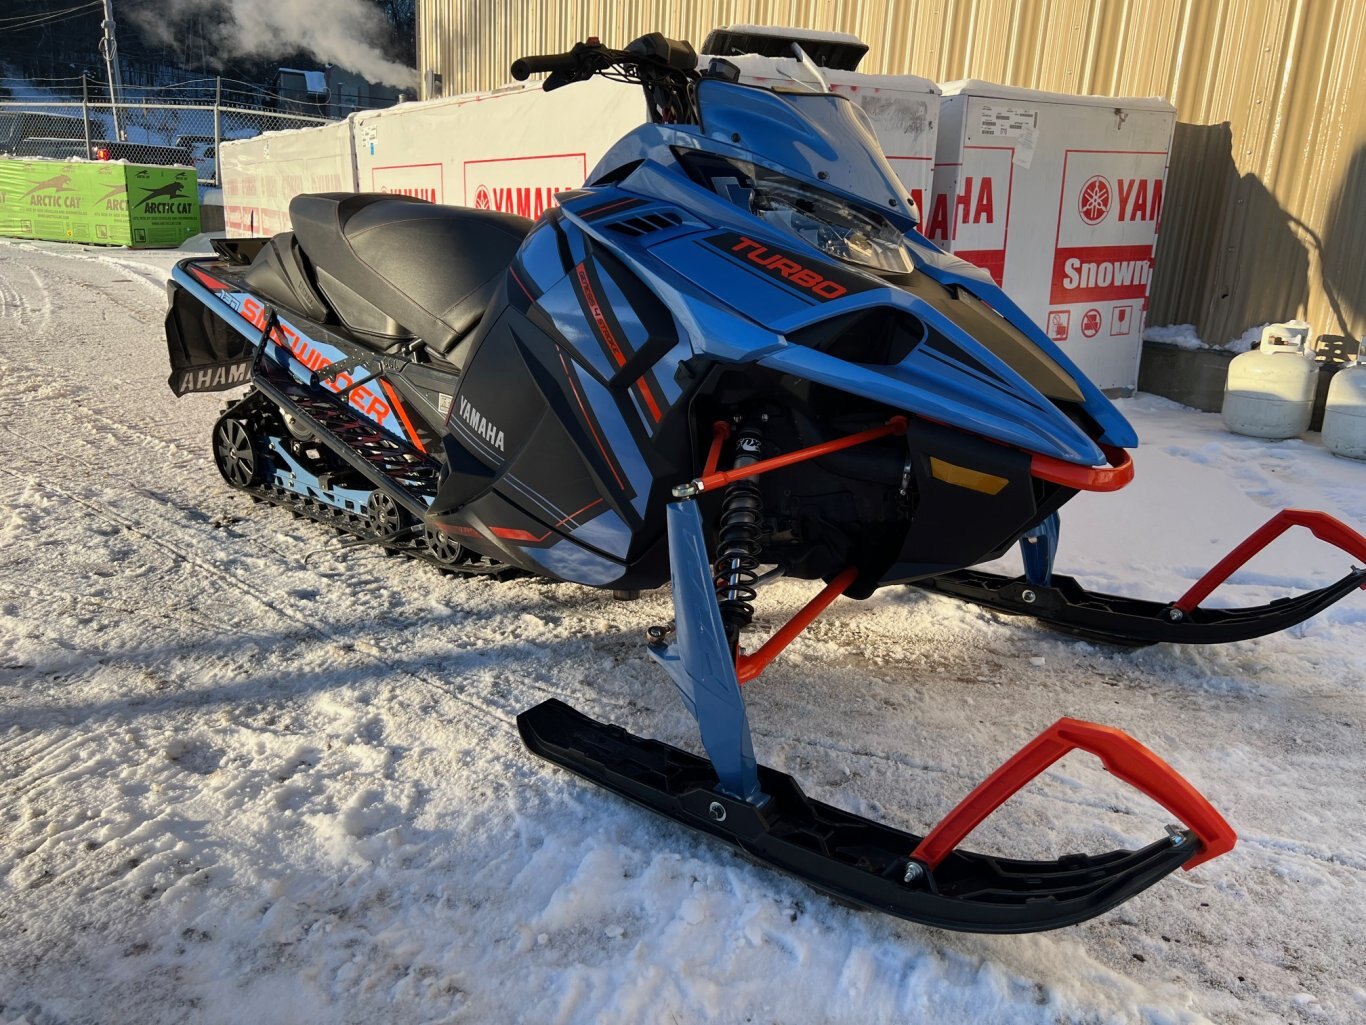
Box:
1111 304 1134 336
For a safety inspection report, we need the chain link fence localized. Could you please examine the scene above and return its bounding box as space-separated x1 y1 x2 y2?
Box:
0 75 382 186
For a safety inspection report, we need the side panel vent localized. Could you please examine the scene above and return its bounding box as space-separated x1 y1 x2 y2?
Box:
607 211 684 237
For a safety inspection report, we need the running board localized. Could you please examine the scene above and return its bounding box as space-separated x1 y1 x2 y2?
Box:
918 567 1366 647
252 362 438 521
517 699 1215 934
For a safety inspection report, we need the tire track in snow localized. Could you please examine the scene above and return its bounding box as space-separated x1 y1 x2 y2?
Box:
0 262 540 788
0 340 663 839
0 457 522 748
0 260 53 334
0 333 672 732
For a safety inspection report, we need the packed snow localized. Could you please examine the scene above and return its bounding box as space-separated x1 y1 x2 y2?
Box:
1142 323 1269 353
1141 324 1204 350
1 238 1364 1025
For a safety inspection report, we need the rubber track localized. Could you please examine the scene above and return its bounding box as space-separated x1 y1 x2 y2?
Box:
217 390 521 581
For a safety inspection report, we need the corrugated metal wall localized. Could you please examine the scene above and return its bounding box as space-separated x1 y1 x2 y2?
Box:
419 0 1366 349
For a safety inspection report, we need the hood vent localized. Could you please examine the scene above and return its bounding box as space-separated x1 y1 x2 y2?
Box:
607 211 683 237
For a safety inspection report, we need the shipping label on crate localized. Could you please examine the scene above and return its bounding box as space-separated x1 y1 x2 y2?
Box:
923 145 1014 284
462 153 588 220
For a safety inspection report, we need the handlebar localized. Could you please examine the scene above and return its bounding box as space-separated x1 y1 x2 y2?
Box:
510 52 579 81
511 34 697 86
509 34 700 122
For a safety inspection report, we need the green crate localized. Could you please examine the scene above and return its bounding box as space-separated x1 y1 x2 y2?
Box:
0 158 199 248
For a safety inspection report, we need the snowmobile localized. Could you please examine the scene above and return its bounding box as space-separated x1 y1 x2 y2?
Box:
163 34 1366 933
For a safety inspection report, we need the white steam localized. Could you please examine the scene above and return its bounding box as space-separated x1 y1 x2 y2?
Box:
131 0 416 89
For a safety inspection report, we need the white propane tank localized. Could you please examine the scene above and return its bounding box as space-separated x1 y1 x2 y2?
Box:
1322 357 1366 459
1221 321 1319 439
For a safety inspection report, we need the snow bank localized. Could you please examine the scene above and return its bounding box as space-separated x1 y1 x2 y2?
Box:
1142 323 1204 349
1143 323 1274 353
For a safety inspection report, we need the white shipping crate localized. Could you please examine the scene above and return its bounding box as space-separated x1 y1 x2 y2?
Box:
351 77 648 216
224 61 938 241
221 118 357 237
928 81 1176 391
718 56 940 217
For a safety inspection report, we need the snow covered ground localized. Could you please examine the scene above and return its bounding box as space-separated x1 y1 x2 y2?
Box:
1142 323 1268 353
1 238 1364 1025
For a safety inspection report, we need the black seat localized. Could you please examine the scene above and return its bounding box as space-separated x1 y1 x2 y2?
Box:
240 232 331 325
288 193 533 353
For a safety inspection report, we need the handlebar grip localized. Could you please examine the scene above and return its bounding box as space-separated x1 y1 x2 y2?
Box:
510 52 578 80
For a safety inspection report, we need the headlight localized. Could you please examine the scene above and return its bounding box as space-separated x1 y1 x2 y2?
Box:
679 151 916 275
748 167 915 274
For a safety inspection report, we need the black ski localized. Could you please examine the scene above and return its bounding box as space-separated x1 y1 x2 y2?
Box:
517 698 1196 933
915 568 1366 647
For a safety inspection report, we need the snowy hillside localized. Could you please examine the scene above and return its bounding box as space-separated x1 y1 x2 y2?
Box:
1 238 1363 1024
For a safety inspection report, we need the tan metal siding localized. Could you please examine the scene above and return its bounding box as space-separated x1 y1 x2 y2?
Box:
420 0 1366 349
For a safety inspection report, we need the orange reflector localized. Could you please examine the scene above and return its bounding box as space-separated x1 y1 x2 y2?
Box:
929 458 1009 495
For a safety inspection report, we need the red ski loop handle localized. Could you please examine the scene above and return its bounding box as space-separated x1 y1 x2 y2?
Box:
909 717 1236 872
1030 444 1134 493
1174 508 1366 613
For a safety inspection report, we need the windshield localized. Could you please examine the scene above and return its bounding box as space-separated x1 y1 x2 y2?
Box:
693 78 919 226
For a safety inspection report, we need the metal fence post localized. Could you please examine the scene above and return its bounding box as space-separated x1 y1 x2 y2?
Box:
81 74 91 153
213 76 223 185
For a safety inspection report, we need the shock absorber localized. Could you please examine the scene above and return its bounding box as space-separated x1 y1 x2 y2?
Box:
714 421 765 649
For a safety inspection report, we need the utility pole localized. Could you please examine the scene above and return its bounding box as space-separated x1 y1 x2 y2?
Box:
99 0 126 141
